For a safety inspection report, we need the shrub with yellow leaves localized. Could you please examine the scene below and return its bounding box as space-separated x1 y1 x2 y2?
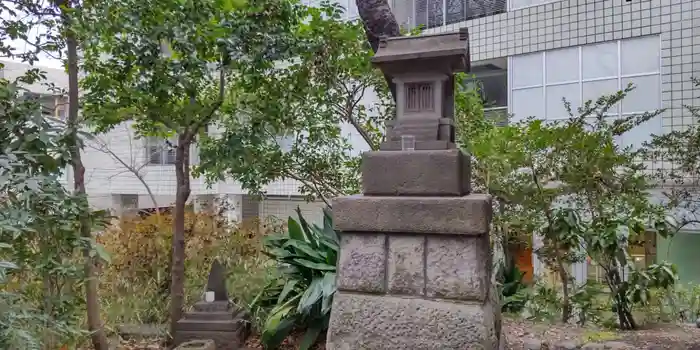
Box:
97 210 280 326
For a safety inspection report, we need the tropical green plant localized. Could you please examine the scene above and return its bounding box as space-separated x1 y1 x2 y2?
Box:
252 207 338 350
499 261 528 313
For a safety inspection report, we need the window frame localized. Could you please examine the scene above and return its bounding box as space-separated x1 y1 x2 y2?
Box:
413 0 507 30
145 136 177 166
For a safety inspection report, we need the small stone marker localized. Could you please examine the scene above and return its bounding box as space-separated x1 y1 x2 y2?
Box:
173 260 248 350
206 259 228 301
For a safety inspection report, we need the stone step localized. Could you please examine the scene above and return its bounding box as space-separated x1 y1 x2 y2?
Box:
184 311 239 321
193 300 229 312
176 318 245 332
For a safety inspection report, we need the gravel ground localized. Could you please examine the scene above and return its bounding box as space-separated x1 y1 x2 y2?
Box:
106 318 700 349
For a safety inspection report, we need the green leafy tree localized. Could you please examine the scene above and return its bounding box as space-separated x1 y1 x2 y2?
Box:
79 0 304 334
646 77 700 232
457 83 678 328
197 4 392 205
0 69 110 349
1 0 111 347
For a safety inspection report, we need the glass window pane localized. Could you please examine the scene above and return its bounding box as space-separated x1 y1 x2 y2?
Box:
512 87 543 122
546 83 580 120
582 78 619 109
618 115 662 149
427 0 443 28
621 36 660 75
546 47 579 84
621 75 660 113
512 53 543 88
582 41 618 79
477 72 508 108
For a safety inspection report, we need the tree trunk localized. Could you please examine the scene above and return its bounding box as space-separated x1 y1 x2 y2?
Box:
556 256 571 323
169 132 192 338
356 0 400 101
60 2 109 349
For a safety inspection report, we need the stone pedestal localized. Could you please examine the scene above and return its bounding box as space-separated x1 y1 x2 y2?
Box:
173 301 248 350
173 260 248 349
327 151 502 350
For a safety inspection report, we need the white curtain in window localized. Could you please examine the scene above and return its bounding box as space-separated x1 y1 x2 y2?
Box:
621 36 660 76
546 47 579 84
546 83 579 119
512 53 542 88
581 41 618 80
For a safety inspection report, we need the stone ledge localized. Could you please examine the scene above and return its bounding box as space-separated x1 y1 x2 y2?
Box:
333 194 492 234
327 292 501 350
361 150 471 196
175 319 245 332
380 140 457 150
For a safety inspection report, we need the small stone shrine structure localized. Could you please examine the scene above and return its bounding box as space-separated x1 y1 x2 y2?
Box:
174 260 248 349
327 28 502 350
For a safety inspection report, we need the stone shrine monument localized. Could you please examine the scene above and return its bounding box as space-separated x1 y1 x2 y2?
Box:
327 28 502 349
173 260 248 349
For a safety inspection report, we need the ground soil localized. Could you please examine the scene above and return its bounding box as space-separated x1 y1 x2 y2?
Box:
109 318 700 349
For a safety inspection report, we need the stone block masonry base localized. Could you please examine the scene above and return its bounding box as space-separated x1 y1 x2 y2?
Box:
327 292 500 350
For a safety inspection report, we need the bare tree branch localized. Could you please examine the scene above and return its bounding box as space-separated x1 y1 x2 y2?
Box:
86 127 163 214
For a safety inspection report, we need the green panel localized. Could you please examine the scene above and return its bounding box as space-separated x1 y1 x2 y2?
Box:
657 232 700 284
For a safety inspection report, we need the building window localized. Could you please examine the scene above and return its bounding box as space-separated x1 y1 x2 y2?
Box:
509 36 661 149
414 0 506 29
464 63 508 126
146 136 176 165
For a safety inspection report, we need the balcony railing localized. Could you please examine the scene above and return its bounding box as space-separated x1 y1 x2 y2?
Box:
413 0 506 29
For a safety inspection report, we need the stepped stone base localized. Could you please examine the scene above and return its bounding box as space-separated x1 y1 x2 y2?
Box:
327 292 501 350
173 301 249 350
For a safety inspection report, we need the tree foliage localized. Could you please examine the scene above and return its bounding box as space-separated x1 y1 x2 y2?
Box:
646 77 700 232
79 0 308 334
197 3 392 205
0 70 109 349
457 83 678 329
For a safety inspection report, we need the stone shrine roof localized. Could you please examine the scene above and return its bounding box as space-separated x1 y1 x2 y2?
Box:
371 28 469 73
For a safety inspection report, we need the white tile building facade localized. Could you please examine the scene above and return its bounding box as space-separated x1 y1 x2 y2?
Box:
387 0 700 283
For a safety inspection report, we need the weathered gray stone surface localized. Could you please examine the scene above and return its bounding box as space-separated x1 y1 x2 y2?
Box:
361 150 471 196
337 233 386 293
174 339 216 350
206 259 228 301
116 324 167 341
553 341 579 350
523 338 543 350
327 292 499 350
333 194 492 234
380 140 456 150
174 328 246 350
580 343 604 350
387 235 425 295
426 234 490 301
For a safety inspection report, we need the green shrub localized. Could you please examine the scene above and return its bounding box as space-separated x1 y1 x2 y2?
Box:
500 262 529 313
98 211 276 326
252 207 338 350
